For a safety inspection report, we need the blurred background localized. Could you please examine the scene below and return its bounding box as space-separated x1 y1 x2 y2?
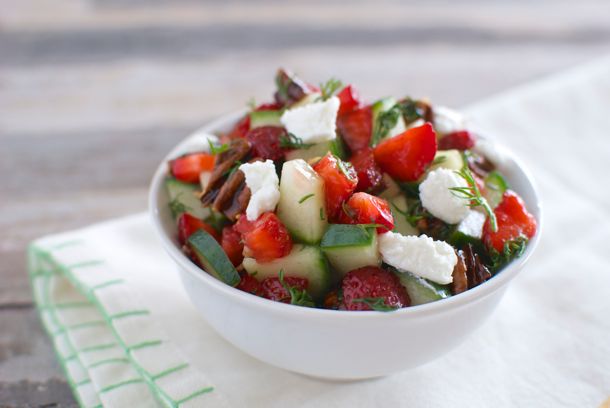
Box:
1 0 610 405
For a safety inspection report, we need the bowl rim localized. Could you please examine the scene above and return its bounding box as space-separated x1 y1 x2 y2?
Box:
148 109 543 320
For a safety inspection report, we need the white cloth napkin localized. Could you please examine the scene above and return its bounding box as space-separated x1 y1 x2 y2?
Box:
29 56 610 408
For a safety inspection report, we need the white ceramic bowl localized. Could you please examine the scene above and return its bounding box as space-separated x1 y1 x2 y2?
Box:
149 110 542 380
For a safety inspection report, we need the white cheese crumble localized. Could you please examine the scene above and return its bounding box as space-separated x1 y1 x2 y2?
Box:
378 232 457 284
178 131 218 156
280 96 340 143
419 168 470 224
239 160 280 221
457 210 486 239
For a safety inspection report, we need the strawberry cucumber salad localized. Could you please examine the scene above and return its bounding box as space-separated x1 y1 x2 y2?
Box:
164 69 537 311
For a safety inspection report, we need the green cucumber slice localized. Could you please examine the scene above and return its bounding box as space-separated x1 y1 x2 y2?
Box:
428 149 464 172
398 271 451 306
243 245 332 299
320 225 381 276
387 196 419 236
277 159 328 244
285 140 336 162
249 110 283 128
188 229 240 287
165 177 210 220
484 171 508 209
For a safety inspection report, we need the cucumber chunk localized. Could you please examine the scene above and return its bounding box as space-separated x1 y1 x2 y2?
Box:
243 245 332 299
372 97 407 140
398 271 450 306
321 225 381 276
387 196 419 236
188 229 240 287
484 171 508 209
165 177 210 220
285 138 346 162
277 159 328 244
429 149 464 172
249 110 283 128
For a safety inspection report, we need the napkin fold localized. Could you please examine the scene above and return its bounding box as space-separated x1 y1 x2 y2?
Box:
29 56 610 408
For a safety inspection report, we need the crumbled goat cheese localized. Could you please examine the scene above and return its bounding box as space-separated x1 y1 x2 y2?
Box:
239 160 280 221
419 168 470 224
457 210 486 239
378 232 457 284
280 96 340 143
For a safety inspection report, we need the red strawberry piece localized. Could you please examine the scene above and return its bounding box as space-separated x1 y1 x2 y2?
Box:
349 147 385 193
340 266 410 311
169 153 215 184
312 153 358 221
226 115 251 140
339 192 394 233
177 213 220 245
236 272 262 296
337 106 373 154
483 190 537 252
438 130 476 151
260 276 309 303
373 123 437 182
246 126 286 161
337 85 362 115
234 212 293 262
221 225 244 266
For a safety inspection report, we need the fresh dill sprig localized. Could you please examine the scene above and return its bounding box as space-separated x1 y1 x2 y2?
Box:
223 160 243 178
317 77 343 101
279 133 314 150
352 297 398 312
431 155 447 166
489 236 528 272
279 270 316 307
450 164 498 232
298 193 315 204
371 104 402 146
207 140 230 155
391 199 425 228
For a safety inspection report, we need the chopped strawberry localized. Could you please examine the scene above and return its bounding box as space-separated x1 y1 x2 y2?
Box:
337 106 373 154
312 153 358 221
373 123 437 182
340 266 410 311
234 212 293 262
337 85 361 115
260 276 309 303
349 148 384 193
246 126 285 161
225 115 251 140
169 153 215 184
236 272 262 295
438 130 476 151
177 213 220 245
339 192 394 233
221 225 244 266
483 190 537 252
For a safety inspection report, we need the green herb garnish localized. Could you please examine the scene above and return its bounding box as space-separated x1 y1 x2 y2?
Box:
489 236 528 272
352 297 398 312
208 140 230 155
450 163 498 232
431 155 447 166
391 199 425 228
371 104 402 146
279 270 316 307
329 137 346 159
169 194 191 218
319 207 326 221
317 78 343 101
298 193 315 204
223 160 243 178
280 133 314 150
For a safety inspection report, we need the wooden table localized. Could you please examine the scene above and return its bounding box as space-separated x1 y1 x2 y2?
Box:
1 0 609 405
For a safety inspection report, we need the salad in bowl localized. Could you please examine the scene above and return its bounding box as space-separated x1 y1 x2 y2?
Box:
162 69 537 312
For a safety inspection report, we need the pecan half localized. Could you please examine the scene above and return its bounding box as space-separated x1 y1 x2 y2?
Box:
201 138 251 206
416 99 434 124
467 152 495 178
212 169 251 221
451 250 468 295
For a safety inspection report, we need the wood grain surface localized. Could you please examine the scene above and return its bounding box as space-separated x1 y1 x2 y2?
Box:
1 0 609 405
